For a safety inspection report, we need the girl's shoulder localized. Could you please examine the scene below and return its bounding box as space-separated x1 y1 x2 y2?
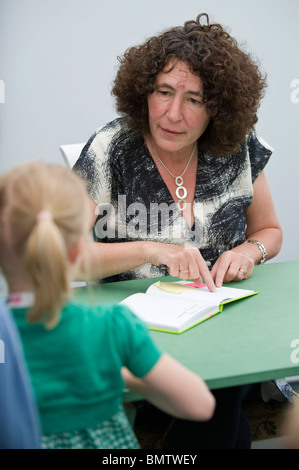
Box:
64 300 148 332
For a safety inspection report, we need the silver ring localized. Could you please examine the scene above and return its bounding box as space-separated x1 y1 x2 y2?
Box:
179 269 190 273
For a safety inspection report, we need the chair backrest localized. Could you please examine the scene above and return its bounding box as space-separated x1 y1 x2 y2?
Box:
59 143 86 169
59 142 96 246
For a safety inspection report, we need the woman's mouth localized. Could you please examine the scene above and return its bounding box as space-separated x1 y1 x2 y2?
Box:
161 127 184 137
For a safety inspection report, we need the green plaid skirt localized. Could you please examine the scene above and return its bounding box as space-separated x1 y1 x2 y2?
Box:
41 406 140 449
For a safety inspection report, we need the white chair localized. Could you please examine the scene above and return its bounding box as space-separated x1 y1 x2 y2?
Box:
59 142 89 286
59 143 86 169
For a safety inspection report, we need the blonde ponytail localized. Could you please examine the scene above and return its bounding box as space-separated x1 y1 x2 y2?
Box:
23 214 71 328
0 161 89 328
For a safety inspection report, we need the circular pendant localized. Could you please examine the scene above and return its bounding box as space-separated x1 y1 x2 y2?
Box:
175 176 184 186
177 199 187 211
176 185 187 200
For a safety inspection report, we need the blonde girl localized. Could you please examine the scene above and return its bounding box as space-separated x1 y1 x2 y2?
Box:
0 161 215 449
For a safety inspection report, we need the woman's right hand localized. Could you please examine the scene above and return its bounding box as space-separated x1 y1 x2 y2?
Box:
144 242 216 292
79 236 215 291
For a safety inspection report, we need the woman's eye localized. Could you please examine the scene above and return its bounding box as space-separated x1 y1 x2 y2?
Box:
189 98 202 105
158 90 170 96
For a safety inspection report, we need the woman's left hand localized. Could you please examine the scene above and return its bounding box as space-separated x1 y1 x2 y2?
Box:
210 249 255 287
210 170 283 288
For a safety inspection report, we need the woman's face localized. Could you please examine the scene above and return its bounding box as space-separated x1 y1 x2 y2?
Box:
147 60 211 156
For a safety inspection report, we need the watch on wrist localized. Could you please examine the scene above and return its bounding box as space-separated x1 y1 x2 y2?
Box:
245 239 267 264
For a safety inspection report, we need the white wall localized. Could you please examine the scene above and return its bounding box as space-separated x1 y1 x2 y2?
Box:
0 0 298 263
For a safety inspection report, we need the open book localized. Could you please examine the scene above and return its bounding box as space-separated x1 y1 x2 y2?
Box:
120 281 258 334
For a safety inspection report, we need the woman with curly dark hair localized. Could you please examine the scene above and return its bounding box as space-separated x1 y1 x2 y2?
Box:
75 13 281 288
112 13 266 157
74 14 284 448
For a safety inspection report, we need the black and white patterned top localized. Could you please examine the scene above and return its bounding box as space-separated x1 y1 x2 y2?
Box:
74 117 272 282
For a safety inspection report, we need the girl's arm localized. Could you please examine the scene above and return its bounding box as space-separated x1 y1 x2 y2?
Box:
121 353 216 421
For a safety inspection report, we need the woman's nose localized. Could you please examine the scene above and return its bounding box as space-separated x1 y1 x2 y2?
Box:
167 97 183 122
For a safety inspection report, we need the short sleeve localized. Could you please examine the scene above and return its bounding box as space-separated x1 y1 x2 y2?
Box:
108 304 163 378
73 120 123 205
247 132 273 183
74 130 110 205
73 132 99 201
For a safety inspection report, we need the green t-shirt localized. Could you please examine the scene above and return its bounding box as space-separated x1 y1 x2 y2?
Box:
12 301 162 435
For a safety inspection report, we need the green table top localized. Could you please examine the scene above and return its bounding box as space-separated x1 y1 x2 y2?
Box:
74 260 299 393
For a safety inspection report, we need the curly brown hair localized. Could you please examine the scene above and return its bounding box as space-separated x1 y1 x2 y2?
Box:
112 13 267 156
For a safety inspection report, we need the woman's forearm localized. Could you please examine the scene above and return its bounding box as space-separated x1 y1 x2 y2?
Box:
243 227 283 264
78 238 216 290
79 240 149 280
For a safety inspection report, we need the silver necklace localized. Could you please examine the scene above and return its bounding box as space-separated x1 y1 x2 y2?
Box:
152 142 197 212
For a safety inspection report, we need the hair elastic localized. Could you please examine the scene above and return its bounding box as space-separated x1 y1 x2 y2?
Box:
36 210 53 223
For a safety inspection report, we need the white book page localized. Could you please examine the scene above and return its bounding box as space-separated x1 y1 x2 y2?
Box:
120 293 217 332
146 281 255 305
